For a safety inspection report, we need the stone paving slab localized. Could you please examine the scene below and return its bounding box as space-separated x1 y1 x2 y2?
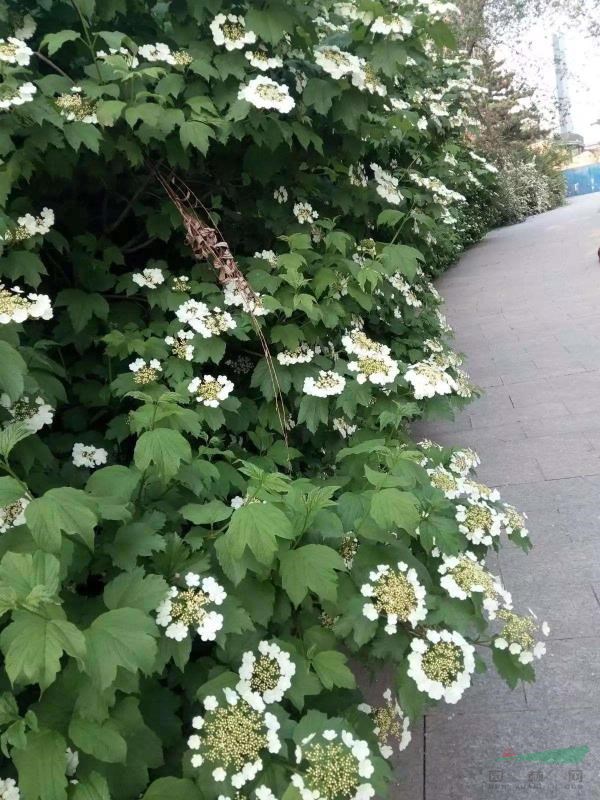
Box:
403 195 600 800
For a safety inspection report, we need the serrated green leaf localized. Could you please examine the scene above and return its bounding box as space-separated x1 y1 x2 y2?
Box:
72 772 111 800
0 341 26 401
142 779 203 800
69 716 127 763
370 489 420 532
221 502 293 565
25 488 98 552
42 29 80 55
134 428 192 480
311 650 356 689
13 729 68 800
103 569 168 613
280 545 345 606
180 499 232 525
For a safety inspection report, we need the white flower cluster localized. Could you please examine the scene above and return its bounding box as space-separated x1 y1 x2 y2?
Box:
348 164 368 188
314 46 360 79
277 344 314 365
176 299 236 338
165 330 194 361
448 447 480 475
361 562 427 632
132 267 165 289
188 375 234 407
293 202 318 225
0 395 54 433
56 88 97 124
427 464 464 499
349 354 399 385
494 610 549 664
438 552 512 619
223 281 268 316
129 358 162 384
303 370 346 397
293 728 375 800
239 76 295 113
245 49 283 71
408 629 475 703
0 284 53 324
371 163 403 205
254 250 278 266
156 572 226 641
0 81 36 110
342 329 389 358
188 688 281 787
455 499 503 546
138 42 176 64
0 497 29 533
502 504 529 539
0 37 32 65
403 360 458 399
7 207 54 246
371 14 413 36
210 14 256 50
409 172 466 205
333 417 357 438
72 443 108 469
351 61 387 96
0 778 19 800
96 46 140 67
237 640 296 710
358 688 411 757
387 273 422 307
273 186 288 203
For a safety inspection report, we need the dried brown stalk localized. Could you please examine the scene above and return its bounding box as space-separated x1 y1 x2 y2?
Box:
153 165 290 454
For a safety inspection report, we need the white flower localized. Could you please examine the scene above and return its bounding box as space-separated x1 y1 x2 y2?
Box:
72 443 108 469
55 88 97 123
277 344 314 365
462 479 500 503
293 202 318 225
129 358 162 384
237 640 296 710
342 330 390 359
65 747 79 777
96 46 139 68
273 186 288 203
371 163 403 205
222 281 268 316
245 49 283 70
349 164 368 188
332 417 357 438
361 562 427 632
408 628 475 703
0 777 20 800
403 361 458 399
427 465 464 499
156 572 226 642
189 689 280 786
348 353 399 386
0 395 54 433
371 15 413 36
359 689 411 756
239 76 295 113
502 504 529 539
165 329 194 361
351 61 387 96
494 609 549 664
132 267 165 289
438 552 511 619
1 207 55 244
176 300 236 338
254 250 278 266
0 284 53 324
188 375 234 407
0 37 33 66
387 273 422 307
138 42 176 64
0 497 29 533
303 370 346 397
293 729 375 800
314 46 360 79
449 448 480 476
210 14 256 50
0 81 36 110
455 500 503 546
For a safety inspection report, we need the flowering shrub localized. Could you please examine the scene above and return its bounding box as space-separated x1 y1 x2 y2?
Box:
0 2 546 798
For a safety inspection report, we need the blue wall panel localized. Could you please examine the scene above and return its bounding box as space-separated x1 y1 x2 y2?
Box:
563 165 600 197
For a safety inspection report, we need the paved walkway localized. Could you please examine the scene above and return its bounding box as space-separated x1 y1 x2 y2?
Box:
403 194 600 799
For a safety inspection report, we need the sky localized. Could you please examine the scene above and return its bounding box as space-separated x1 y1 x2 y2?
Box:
497 20 600 144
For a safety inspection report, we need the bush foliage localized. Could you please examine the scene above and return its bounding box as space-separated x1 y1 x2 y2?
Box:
0 2 546 798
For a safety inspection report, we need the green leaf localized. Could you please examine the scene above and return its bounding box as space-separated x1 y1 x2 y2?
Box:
142 778 203 800
134 428 192 480
63 123 102 153
12 729 68 800
84 608 158 690
180 120 213 154
221 502 293 565
303 79 338 115
0 609 86 690
377 209 404 227
492 647 536 689
86 465 140 521
103 569 168 613
180 499 232 525
72 773 111 800
55 289 109 331
297 395 329 433
42 30 80 55
0 551 60 605
370 489 420 532
69 716 127 763
245 5 294 42
0 476 24 506
311 650 356 689
280 545 345 606
25 488 98 552
0 421 33 459
96 100 126 126
0 341 26 401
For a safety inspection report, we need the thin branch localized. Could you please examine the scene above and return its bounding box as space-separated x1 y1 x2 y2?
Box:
106 172 155 234
34 51 72 80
